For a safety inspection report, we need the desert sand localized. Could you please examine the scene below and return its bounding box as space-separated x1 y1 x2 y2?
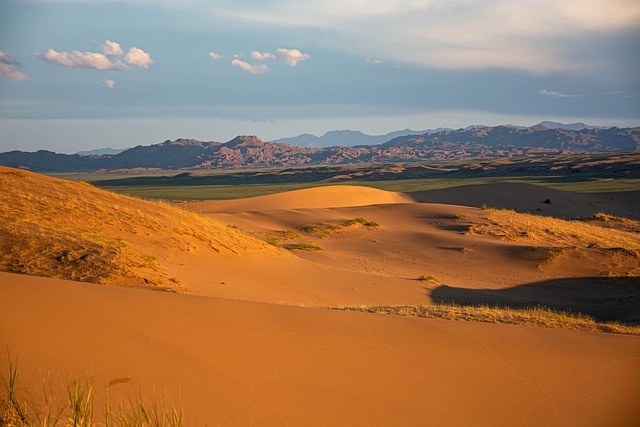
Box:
1 167 639 425
2 273 640 426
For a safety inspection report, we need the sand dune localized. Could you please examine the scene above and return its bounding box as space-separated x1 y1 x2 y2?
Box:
185 185 414 213
0 166 285 292
411 183 640 219
3 169 639 425
2 273 639 426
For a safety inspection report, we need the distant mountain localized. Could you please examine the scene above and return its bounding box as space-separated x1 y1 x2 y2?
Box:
536 121 603 131
1 126 638 172
77 147 128 156
275 129 437 148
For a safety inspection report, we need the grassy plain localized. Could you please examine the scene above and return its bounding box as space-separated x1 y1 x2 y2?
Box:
50 154 640 200
52 175 640 201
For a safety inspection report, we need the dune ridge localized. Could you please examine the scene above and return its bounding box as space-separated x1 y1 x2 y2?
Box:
185 184 414 213
0 166 282 291
411 182 640 219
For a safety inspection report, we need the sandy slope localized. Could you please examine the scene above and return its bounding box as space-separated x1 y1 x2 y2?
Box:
184 189 639 320
2 273 639 427
411 183 640 219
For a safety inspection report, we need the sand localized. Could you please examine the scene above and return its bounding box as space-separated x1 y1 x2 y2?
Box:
2 272 639 426
411 183 640 220
2 171 640 425
186 184 415 213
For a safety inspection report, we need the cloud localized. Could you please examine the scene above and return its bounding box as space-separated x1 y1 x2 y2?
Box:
275 48 310 67
231 58 270 74
125 47 153 68
41 48 124 70
208 52 224 60
251 51 276 61
539 89 581 98
41 42 152 70
364 58 383 65
96 79 116 88
0 51 28 81
101 40 123 56
199 0 640 75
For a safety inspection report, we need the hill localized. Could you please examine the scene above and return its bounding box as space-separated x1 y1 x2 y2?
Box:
0 166 280 291
1 125 639 172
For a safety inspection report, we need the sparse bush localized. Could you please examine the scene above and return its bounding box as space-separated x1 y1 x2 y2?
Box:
284 242 323 251
300 218 380 235
417 275 439 283
344 218 380 228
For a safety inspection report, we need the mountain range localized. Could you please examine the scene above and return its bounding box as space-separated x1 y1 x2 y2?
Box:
273 122 605 148
1 124 637 172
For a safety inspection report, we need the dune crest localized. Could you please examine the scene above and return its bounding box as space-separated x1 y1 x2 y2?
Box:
185 185 414 213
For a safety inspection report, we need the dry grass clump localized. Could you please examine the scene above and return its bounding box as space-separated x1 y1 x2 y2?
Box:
1 354 183 426
332 304 640 335
576 213 640 234
283 242 323 251
471 208 640 250
417 275 440 283
299 217 380 236
0 167 277 291
254 230 302 247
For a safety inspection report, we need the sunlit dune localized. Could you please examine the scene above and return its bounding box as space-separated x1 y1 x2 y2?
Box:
185 184 414 213
0 166 282 292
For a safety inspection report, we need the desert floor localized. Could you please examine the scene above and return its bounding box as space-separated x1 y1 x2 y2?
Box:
1 171 639 426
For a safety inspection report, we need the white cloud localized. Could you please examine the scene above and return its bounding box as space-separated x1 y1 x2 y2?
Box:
251 51 276 61
0 51 28 80
125 47 153 68
101 40 123 56
275 48 310 67
197 0 640 74
96 79 116 88
208 52 224 60
40 42 153 74
231 58 270 74
364 58 383 65
539 89 581 98
41 48 124 70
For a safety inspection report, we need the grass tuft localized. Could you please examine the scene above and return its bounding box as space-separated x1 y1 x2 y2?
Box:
331 303 640 335
299 218 380 236
283 242 323 251
1 352 185 427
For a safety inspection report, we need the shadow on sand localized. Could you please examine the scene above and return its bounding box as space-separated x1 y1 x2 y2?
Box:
430 277 640 324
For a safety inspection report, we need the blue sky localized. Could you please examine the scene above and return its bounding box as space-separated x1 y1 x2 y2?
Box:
0 0 639 153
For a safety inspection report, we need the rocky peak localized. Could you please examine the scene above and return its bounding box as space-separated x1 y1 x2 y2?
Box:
224 135 266 148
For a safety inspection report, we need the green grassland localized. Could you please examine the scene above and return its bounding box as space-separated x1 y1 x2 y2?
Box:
84 177 640 202
49 154 640 201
